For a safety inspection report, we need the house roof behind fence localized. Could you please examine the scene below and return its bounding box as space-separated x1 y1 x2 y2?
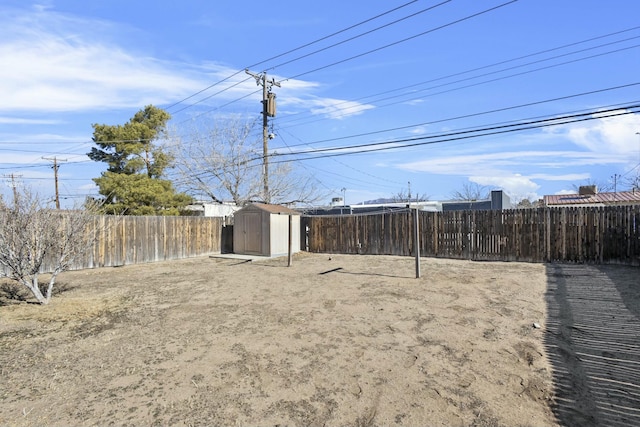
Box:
544 190 640 206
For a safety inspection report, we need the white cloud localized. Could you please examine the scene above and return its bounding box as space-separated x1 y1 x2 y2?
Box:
409 126 428 135
403 99 425 106
470 174 540 202
545 110 640 156
307 97 375 120
527 173 590 181
77 182 98 191
0 117 63 125
394 149 610 202
397 150 626 176
555 189 578 196
0 7 212 113
0 151 48 165
0 5 377 125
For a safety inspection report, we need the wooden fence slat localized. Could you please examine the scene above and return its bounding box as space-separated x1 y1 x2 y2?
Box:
55 215 223 271
303 206 640 266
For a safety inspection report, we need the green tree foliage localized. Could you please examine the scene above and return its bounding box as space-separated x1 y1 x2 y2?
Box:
94 173 192 216
89 105 192 215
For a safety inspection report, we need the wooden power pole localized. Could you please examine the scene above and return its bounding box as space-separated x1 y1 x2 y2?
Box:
2 173 22 205
42 156 67 209
245 69 281 204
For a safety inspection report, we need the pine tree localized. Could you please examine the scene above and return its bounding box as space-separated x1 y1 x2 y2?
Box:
88 105 192 215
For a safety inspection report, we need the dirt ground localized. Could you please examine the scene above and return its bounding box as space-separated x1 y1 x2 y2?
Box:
1 253 560 426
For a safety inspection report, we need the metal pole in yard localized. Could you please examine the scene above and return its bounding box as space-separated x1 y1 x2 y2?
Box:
414 206 421 278
288 214 293 267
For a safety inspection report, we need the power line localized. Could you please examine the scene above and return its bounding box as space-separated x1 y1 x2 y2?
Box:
173 89 262 126
166 0 518 127
166 1 516 118
289 25 640 121
276 125 404 187
277 38 640 127
266 0 452 71
164 0 422 114
164 70 247 112
180 2 629 128
169 76 254 115
273 84 640 150
283 1 519 81
250 0 419 70
263 104 640 164
275 127 400 192
0 160 91 170
165 102 640 186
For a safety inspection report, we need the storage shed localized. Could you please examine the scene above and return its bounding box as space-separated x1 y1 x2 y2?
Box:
233 203 301 257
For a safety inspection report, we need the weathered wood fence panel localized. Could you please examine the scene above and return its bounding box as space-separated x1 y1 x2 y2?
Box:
302 206 640 265
72 215 223 270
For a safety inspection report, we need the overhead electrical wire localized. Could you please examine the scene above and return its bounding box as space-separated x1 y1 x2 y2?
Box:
167 1 518 119
165 0 521 132
250 0 419 69
164 0 423 114
178 15 637 131
275 126 402 191
5 4 638 193
272 83 640 150
163 102 640 187
276 25 640 125
5 27 636 150
263 105 640 165
277 38 640 128
374 43 640 107
282 0 518 82
266 0 452 72
169 76 255 115
4 85 636 176
173 89 262 125
0 160 90 170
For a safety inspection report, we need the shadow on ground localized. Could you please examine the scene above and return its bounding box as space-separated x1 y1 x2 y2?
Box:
544 264 640 426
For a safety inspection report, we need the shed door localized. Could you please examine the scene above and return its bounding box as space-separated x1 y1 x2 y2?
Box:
243 212 262 254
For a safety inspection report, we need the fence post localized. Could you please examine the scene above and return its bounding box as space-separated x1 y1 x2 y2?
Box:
288 214 293 267
545 208 551 262
414 207 421 278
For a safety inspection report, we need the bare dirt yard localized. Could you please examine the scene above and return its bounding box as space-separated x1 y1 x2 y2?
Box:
1 253 560 426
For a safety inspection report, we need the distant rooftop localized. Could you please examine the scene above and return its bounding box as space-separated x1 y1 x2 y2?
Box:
544 190 640 206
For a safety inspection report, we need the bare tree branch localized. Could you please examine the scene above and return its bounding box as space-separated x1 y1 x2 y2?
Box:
450 182 491 201
0 188 107 305
170 117 321 206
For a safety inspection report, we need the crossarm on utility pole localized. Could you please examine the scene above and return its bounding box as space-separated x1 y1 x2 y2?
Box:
245 69 281 204
42 156 67 209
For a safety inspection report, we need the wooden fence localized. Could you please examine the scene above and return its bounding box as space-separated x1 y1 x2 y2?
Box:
67 215 223 270
302 205 640 265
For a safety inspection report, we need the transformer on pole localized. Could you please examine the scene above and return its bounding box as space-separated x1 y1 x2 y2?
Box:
245 69 281 203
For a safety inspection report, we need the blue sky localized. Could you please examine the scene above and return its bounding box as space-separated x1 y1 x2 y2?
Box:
1 0 639 207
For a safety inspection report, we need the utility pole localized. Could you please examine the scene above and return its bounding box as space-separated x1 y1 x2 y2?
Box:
43 156 67 209
611 173 621 193
636 132 640 168
246 69 281 204
3 173 22 205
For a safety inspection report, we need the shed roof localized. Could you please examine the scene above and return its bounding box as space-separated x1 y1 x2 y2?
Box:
244 203 300 215
544 190 640 206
